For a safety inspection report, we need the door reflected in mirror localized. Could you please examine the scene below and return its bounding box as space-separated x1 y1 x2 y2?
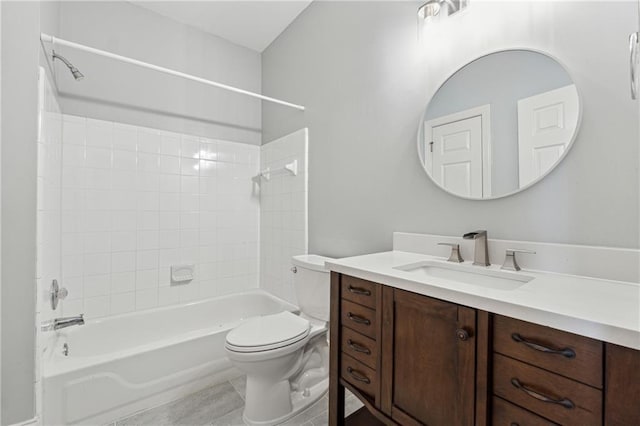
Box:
418 50 581 200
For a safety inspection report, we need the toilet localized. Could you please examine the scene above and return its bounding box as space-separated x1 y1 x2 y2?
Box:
225 255 334 425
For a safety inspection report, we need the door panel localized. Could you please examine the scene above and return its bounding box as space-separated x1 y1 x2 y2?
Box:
431 116 483 198
517 84 579 187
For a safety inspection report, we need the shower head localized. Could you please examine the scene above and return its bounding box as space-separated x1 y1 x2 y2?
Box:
52 50 84 81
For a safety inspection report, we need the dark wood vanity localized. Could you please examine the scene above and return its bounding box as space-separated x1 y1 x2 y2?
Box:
329 272 640 426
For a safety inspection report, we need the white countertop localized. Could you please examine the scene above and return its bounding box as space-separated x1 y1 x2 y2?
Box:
326 251 640 350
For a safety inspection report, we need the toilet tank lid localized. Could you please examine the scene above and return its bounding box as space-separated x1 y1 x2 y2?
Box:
292 254 335 272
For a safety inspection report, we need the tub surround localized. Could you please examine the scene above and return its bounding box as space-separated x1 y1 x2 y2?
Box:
59 114 261 320
326 233 640 350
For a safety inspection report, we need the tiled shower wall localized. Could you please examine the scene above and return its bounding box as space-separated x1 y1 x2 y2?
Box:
58 115 260 319
260 129 309 303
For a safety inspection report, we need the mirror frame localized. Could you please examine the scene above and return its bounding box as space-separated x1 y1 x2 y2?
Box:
417 48 583 201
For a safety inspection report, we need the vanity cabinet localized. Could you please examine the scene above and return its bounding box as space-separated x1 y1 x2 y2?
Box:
329 272 640 426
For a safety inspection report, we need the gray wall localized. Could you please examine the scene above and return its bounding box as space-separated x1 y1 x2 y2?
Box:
425 50 573 195
1 1 60 423
262 1 640 257
1 2 39 423
56 1 262 144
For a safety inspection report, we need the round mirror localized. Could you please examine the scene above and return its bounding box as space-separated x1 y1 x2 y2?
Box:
418 49 581 200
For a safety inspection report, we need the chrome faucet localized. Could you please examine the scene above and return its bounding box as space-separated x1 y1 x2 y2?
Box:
463 230 490 266
41 314 85 332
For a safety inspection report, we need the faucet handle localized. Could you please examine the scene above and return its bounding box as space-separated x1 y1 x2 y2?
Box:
438 242 464 263
502 249 536 271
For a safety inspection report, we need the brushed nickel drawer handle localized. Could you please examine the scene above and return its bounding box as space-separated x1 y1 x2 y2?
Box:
347 367 371 384
347 339 371 354
347 312 371 325
510 378 575 409
511 333 576 358
348 286 371 296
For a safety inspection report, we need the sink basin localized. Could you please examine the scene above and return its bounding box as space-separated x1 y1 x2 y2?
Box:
393 260 534 291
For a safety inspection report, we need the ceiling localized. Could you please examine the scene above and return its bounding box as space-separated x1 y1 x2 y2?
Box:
131 1 313 52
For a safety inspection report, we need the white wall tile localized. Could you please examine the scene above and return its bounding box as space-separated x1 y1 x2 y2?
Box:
135 289 158 310
137 152 160 173
84 296 109 318
200 139 217 161
159 155 180 174
86 118 113 148
159 133 181 156
181 158 200 176
110 292 135 315
84 253 111 276
113 150 137 170
138 130 162 154
113 123 138 151
85 147 112 169
111 251 135 273
181 136 201 159
84 274 110 298
111 271 136 293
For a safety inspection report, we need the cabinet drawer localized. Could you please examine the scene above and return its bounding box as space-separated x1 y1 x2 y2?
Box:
341 326 377 369
341 275 377 309
493 315 603 388
341 299 376 339
341 353 378 399
493 396 558 426
493 354 602 426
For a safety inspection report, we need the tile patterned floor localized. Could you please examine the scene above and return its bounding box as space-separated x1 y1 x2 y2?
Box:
114 376 363 426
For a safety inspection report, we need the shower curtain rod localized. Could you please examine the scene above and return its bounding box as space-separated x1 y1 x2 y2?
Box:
40 33 306 111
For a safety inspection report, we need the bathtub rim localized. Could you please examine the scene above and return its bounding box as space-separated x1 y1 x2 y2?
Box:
43 289 299 378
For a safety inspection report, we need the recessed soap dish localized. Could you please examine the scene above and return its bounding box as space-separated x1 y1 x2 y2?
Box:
171 264 195 283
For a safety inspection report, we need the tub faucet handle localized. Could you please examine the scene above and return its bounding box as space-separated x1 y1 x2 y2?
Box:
50 279 68 310
437 242 464 263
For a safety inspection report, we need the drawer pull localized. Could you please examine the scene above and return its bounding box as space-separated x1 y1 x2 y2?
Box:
510 378 575 409
347 312 371 325
511 333 576 358
347 339 371 354
347 367 371 384
348 286 371 296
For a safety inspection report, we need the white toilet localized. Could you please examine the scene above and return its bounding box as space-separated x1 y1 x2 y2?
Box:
225 255 334 426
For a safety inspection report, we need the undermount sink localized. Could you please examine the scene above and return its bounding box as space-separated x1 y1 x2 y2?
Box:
393 260 534 291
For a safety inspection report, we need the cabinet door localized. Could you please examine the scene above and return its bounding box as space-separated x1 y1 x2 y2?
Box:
381 288 476 426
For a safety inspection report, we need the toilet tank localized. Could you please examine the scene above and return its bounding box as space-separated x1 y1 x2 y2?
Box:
291 255 335 322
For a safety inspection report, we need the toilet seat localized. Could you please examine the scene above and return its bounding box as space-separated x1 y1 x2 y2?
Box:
226 311 311 353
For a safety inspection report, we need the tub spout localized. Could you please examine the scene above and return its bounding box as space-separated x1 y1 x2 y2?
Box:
41 314 85 331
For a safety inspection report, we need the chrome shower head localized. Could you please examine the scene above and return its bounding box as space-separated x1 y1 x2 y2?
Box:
52 50 84 81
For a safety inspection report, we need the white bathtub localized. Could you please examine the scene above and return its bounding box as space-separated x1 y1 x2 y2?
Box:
42 290 298 425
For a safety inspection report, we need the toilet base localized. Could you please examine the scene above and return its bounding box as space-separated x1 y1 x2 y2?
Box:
242 377 328 426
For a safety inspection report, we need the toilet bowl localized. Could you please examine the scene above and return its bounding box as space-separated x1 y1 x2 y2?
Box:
225 255 333 426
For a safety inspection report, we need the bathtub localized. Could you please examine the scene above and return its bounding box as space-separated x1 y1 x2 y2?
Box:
42 290 298 425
